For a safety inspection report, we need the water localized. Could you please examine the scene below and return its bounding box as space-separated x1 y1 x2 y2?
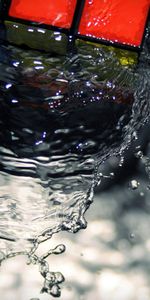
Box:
0 23 150 297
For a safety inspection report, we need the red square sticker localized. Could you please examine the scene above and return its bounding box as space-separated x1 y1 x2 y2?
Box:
9 0 77 29
78 0 149 47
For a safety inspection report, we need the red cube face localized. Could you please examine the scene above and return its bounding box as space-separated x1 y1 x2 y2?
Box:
78 0 150 47
8 0 77 29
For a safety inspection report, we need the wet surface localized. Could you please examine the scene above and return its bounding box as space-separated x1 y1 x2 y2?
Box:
79 0 149 47
9 0 77 28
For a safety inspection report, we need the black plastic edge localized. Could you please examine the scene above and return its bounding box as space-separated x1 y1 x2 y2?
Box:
6 16 69 34
140 7 150 50
76 34 141 53
70 0 86 35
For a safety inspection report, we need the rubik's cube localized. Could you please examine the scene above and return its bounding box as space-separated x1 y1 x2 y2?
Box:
1 0 149 52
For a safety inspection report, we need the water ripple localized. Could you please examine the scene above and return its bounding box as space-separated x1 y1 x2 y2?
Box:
0 26 149 296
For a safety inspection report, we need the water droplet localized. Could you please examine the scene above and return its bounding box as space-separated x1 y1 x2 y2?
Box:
45 272 55 281
129 233 135 240
129 179 139 190
140 192 145 197
53 244 66 255
135 151 143 158
110 172 115 178
147 184 150 190
50 284 61 297
55 272 65 283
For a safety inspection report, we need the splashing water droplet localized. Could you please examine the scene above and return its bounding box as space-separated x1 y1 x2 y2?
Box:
129 180 140 190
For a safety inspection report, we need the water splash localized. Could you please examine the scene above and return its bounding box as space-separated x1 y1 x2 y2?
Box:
0 22 149 297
